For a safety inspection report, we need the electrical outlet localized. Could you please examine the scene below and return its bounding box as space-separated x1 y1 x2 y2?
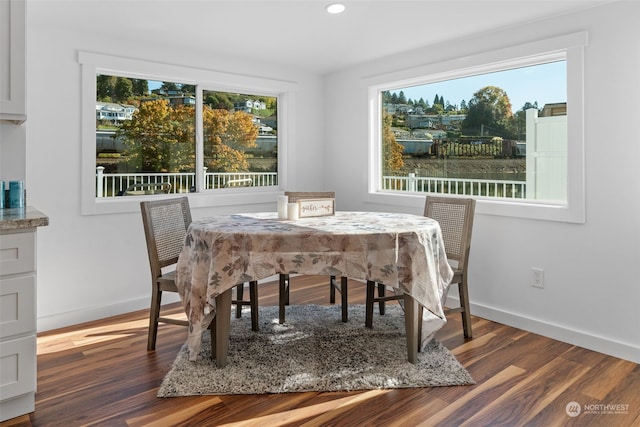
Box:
531 268 544 288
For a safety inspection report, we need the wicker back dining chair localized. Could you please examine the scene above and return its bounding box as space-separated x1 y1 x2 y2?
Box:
278 191 348 323
365 196 476 338
140 197 259 350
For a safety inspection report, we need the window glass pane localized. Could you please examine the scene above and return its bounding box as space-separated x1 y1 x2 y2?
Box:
96 75 196 196
202 90 278 189
380 60 566 202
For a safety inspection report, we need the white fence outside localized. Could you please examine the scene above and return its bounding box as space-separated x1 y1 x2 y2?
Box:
383 173 526 199
95 167 278 197
96 167 525 199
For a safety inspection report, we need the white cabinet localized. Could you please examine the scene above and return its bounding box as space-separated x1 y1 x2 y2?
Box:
0 0 26 123
0 228 37 422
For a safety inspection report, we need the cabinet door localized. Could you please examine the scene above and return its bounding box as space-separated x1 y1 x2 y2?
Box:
0 0 26 122
0 335 36 398
0 230 35 276
1 275 36 337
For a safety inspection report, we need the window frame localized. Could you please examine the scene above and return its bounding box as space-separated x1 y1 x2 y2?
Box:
79 52 296 215
364 31 587 223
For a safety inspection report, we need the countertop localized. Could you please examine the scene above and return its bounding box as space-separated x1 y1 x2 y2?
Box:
0 207 49 231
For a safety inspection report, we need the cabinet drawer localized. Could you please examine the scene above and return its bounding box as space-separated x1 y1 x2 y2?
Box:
0 231 35 275
0 335 36 399
0 275 35 337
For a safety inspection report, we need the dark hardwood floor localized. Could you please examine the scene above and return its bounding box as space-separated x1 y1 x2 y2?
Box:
2 276 638 427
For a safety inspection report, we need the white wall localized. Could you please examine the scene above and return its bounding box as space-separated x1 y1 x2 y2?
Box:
25 3 325 330
324 1 640 363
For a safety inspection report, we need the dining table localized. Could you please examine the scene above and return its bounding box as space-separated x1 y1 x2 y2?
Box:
176 211 454 367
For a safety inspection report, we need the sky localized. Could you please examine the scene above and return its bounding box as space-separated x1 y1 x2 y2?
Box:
146 61 566 114
392 60 566 114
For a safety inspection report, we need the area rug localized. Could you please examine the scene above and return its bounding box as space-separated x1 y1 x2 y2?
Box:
157 304 474 397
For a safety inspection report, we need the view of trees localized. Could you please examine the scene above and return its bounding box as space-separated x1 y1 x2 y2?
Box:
203 108 258 172
383 84 539 140
98 74 274 174
382 112 404 174
97 75 149 103
381 84 543 173
462 86 514 136
116 100 195 173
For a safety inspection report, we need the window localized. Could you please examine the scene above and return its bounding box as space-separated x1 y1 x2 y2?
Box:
80 52 295 215
380 60 566 202
366 32 587 223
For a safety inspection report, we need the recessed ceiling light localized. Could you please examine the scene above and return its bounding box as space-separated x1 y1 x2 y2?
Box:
326 3 346 14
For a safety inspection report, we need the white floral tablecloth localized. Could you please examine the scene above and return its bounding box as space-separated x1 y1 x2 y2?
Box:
176 211 453 361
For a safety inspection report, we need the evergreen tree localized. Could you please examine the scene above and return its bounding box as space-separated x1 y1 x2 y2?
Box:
182 84 196 94
160 82 179 93
97 74 115 101
114 77 133 102
130 79 149 97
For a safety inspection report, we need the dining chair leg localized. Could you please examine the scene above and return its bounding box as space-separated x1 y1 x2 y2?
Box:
365 280 375 328
329 275 337 303
249 280 259 331
284 274 290 305
210 316 216 360
417 305 423 353
279 274 288 323
459 279 473 338
377 283 386 315
147 286 161 350
234 284 243 318
340 276 348 322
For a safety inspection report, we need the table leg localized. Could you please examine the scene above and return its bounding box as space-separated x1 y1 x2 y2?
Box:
215 289 232 368
403 294 419 364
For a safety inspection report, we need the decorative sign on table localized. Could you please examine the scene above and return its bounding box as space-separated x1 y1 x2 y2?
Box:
298 198 335 218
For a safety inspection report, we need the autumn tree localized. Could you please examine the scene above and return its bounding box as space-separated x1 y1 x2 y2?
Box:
462 86 514 136
382 111 404 174
203 107 258 172
116 99 195 173
116 99 259 174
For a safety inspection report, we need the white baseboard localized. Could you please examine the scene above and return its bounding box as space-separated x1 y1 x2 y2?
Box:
36 295 175 332
39 284 639 364
446 295 640 364
35 277 282 333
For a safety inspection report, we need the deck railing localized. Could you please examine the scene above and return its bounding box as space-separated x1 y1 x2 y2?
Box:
95 167 525 199
95 167 278 197
383 173 526 198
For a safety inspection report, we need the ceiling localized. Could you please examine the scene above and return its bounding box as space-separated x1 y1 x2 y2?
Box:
33 0 611 74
